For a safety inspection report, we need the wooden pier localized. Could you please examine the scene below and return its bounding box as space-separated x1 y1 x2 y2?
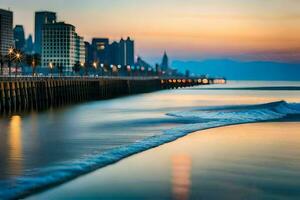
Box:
0 76 225 114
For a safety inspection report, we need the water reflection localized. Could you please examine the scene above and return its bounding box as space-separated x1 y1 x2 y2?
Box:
172 154 191 200
8 115 23 176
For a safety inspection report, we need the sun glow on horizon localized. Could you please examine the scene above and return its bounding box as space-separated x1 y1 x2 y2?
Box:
2 0 300 62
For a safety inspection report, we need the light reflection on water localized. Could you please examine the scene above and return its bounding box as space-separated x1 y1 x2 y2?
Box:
172 154 191 200
8 115 23 177
28 122 300 200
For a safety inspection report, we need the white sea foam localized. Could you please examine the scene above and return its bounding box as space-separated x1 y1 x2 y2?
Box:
1 101 300 199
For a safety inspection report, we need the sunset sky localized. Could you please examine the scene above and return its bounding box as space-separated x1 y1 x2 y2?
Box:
2 0 300 63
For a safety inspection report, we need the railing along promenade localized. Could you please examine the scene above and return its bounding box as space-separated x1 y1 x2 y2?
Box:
0 76 225 114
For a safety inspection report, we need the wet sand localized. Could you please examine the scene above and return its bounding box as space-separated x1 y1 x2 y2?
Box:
27 122 300 200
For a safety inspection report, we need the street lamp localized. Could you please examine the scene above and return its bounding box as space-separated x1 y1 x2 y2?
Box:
100 63 104 76
80 62 84 77
7 48 14 76
93 61 97 77
14 52 22 77
8 48 13 55
49 62 54 77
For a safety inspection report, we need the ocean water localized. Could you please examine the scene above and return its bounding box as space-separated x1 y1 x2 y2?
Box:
0 81 300 199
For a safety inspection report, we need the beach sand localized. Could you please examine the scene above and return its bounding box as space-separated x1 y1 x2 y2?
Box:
28 122 300 200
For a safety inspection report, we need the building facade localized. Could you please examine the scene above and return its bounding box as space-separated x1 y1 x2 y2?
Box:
34 11 56 54
125 37 134 66
119 37 134 66
41 22 85 75
0 9 14 57
75 34 85 65
14 25 25 51
25 34 34 54
91 38 110 65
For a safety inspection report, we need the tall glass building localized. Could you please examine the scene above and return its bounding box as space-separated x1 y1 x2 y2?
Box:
13 25 25 51
0 9 14 56
34 11 56 54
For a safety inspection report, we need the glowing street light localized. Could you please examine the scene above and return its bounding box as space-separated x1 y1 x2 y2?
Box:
16 53 20 59
93 61 97 68
8 48 13 55
7 48 14 76
49 62 54 77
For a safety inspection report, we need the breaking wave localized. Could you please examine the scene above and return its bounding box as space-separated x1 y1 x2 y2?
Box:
1 101 300 199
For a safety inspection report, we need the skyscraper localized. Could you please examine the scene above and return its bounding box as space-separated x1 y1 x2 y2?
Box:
160 51 169 71
119 37 134 66
91 38 110 64
0 9 14 56
25 34 34 54
34 11 56 54
119 38 126 66
13 25 25 51
84 41 92 65
109 41 121 65
125 37 134 66
41 22 85 75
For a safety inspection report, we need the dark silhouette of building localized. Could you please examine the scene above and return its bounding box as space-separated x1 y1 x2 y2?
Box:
25 34 34 54
119 38 126 66
34 11 56 54
160 51 169 71
84 41 93 65
109 41 121 65
91 38 110 64
125 37 134 66
0 8 14 56
13 25 25 51
119 37 134 66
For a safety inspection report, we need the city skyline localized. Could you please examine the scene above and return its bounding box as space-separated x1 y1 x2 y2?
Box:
1 0 300 63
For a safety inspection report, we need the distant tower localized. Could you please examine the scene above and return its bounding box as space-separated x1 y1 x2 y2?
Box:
126 37 134 66
119 38 126 65
14 25 25 50
160 51 169 71
34 11 56 54
25 34 34 54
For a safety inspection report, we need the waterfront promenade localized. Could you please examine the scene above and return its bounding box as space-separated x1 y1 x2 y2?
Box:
0 76 225 114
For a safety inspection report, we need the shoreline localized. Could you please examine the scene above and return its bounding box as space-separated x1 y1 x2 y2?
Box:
27 122 300 200
2 101 300 199
20 116 298 199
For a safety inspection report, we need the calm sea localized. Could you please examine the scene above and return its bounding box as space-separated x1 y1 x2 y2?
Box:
0 81 299 199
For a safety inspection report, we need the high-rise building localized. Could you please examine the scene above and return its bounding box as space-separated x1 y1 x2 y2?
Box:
41 22 85 75
25 34 34 54
84 41 93 65
125 37 134 66
119 38 126 66
34 11 56 54
109 41 121 66
115 37 135 66
160 51 169 71
13 25 25 51
0 9 14 56
91 38 110 64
